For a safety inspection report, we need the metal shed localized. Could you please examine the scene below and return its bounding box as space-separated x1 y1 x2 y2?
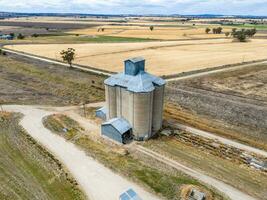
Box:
95 107 107 120
101 118 132 144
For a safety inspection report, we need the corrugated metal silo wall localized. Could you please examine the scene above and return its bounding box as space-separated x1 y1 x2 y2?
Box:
132 92 153 140
152 85 165 133
106 85 117 119
116 87 133 121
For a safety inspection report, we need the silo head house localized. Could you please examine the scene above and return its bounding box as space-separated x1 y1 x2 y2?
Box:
96 57 166 144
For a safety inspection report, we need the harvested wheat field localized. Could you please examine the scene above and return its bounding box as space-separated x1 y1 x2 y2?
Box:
5 39 267 76
68 25 231 40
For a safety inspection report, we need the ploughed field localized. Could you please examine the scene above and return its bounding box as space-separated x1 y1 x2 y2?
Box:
0 54 105 105
5 39 267 76
166 63 267 150
0 112 85 200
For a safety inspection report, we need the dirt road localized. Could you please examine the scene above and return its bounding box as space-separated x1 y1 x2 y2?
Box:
3 104 262 200
3 105 160 200
2 48 112 76
136 146 257 200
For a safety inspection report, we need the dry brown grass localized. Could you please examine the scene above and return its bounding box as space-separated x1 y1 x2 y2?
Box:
68 25 231 40
180 184 213 200
164 103 267 151
6 39 267 76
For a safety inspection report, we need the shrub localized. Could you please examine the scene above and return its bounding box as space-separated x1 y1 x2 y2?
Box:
205 28 211 34
31 33 39 37
17 33 25 40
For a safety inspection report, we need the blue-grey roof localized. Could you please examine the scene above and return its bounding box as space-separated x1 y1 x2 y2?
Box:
96 107 107 114
102 118 132 134
126 57 145 63
120 189 142 200
105 71 166 93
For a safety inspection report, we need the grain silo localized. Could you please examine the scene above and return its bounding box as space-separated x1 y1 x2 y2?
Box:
97 57 166 143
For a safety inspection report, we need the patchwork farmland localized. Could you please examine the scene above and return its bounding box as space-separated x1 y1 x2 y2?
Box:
5 39 267 76
1 13 267 200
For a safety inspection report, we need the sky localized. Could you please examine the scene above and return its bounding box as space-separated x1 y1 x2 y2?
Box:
0 0 266 16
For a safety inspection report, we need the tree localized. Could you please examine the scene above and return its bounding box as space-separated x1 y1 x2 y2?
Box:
245 28 257 37
9 33 15 38
60 48 76 68
31 33 39 37
232 30 247 42
150 26 154 31
205 28 211 34
17 33 25 39
217 27 223 34
232 28 237 33
225 32 230 37
212 27 223 34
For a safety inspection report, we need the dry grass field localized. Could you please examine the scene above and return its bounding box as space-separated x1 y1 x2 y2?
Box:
144 135 267 200
6 39 267 76
166 63 267 150
0 54 105 105
0 112 85 200
68 25 231 40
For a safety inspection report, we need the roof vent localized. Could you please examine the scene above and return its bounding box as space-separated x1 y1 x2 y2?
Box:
124 57 145 76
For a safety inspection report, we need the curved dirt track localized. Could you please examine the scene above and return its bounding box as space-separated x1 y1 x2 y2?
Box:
3 105 160 200
3 104 261 200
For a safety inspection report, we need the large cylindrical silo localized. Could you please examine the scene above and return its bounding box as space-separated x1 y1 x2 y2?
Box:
132 92 153 140
105 85 117 119
121 87 131 120
152 85 165 133
116 87 131 120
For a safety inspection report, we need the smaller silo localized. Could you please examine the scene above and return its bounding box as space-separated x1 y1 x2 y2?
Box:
105 85 117 120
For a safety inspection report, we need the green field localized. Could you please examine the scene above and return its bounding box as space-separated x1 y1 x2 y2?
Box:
225 24 267 30
2 35 156 45
0 112 86 200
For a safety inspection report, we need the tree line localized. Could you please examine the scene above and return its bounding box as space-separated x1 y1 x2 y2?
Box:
205 27 257 42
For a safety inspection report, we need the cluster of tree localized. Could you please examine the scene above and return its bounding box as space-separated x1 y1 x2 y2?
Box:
205 27 223 34
212 27 223 34
150 26 154 31
232 28 257 42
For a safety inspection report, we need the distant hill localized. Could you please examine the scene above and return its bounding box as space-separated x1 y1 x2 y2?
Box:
0 12 266 19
